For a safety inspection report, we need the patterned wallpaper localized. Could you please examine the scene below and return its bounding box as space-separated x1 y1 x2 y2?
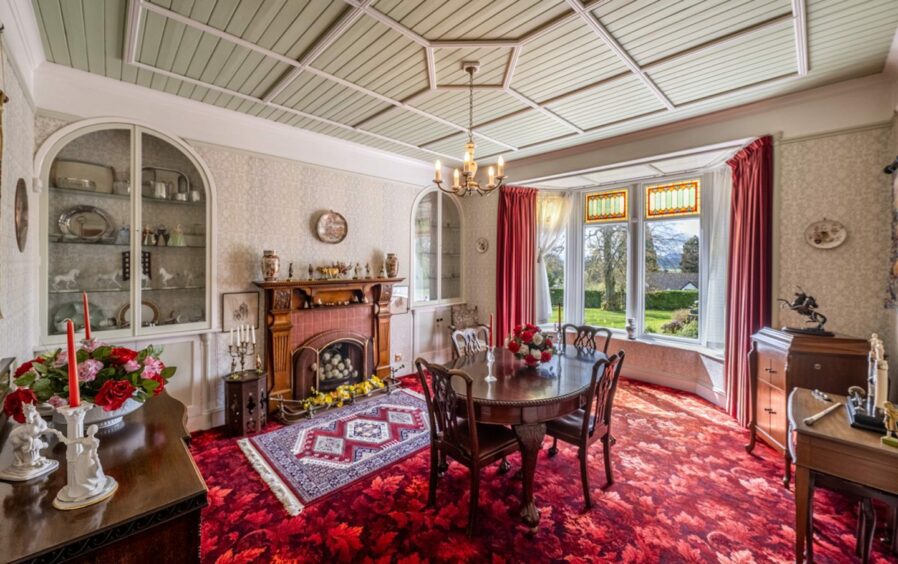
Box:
461 193 498 319
776 126 893 349
0 52 37 364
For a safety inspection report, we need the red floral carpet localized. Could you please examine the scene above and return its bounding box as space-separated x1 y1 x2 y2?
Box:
191 377 898 563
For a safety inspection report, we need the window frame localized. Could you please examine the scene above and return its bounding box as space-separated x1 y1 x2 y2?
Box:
563 172 716 349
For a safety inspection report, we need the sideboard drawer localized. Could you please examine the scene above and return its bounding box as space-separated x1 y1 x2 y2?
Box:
756 345 786 390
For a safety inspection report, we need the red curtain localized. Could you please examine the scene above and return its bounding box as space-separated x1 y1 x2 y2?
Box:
725 136 773 427
496 186 538 341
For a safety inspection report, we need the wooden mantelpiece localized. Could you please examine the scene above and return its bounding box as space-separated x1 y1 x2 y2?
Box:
254 277 404 411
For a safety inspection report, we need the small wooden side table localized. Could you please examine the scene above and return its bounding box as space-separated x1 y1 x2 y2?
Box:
225 370 268 436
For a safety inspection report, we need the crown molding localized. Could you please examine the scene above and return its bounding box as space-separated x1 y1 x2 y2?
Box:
34 63 435 186
0 0 44 102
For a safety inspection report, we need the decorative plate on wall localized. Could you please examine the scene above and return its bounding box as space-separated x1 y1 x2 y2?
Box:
475 237 489 254
804 218 847 249
315 210 348 244
14 178 27 252
116 300 160 328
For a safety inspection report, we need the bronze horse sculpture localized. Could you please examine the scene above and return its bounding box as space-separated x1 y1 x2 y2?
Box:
778 288 831 335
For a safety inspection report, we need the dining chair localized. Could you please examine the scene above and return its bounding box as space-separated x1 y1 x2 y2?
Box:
450 326 489 358
546 351 625 509
559 324 612 356
415 358 521 536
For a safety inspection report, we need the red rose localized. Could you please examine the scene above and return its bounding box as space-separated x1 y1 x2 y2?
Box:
521 331 534 344
513 325 523 336
95 380 136 411
524 354 539 367
146 373 166 396
541 350 553 362
109 347 138 365
3 388 38 423
507 340 521 353
15 361 34 378
545 338 554 349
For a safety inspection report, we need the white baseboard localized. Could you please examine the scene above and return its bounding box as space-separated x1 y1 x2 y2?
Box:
623 366 726 408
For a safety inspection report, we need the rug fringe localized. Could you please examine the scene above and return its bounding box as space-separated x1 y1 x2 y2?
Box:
238 438 304 517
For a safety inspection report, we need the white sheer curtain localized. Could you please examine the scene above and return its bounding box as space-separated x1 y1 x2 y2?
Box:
536 191 573 324
703 166 732 350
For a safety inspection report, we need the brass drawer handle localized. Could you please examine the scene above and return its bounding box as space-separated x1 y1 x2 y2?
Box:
764 367 777 374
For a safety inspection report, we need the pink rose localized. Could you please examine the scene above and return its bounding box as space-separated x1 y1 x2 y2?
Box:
124 360 141 373
78 359 104 382
53 349 69 368
47 395 68 408
143 356 164 375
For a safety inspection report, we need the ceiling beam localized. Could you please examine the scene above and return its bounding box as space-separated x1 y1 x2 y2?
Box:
426 47 436 89
564 0 675 111
792 0 809 76
503 46 521 89
506 89 585 134
124 0 142 64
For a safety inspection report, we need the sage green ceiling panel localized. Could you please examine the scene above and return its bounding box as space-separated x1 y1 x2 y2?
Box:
361 108 457 146
546 76 666 130
434 46 509 86
477 111 572 148
373 0 570 41
275 73 392 125
512 18 627 102
647 20 796 105
312 16 428 101
806 0 898 74
33 0 73 67
593 0 792 66
411 90 527 127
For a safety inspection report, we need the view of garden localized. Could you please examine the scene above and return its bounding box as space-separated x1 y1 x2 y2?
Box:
544 218 700 338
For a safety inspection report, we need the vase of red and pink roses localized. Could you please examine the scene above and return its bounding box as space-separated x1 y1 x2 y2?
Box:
4 343 176 433
506 324 555 367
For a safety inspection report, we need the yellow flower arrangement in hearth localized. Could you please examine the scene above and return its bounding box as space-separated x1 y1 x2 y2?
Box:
301 375 387 411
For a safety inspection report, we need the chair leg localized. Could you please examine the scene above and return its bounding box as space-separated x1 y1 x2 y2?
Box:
891 505 898 555
467 467 480 537
602 434 614 485
438 451 449 476
579 448 592 509
427 446 438 507
860 499 876 563
498 457 511 474
547 438 559 457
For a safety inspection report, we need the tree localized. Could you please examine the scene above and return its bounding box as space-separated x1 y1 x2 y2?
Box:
680 235 699 273
645 228 659 272
584 224 627 311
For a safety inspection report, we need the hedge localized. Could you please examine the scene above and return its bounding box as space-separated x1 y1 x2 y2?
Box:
549 288 697 311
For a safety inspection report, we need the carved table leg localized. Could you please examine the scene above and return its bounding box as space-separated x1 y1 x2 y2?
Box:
795 465 812 563
514 422 546 531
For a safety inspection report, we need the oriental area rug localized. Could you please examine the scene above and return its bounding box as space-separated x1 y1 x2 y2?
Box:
238 388 430 516
194 377 898 563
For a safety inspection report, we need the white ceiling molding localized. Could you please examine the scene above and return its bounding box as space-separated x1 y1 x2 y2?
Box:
0 0 45 99
792 0 809 76
34 62 435 187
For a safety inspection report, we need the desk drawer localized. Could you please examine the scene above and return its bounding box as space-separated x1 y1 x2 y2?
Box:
756 344 786 390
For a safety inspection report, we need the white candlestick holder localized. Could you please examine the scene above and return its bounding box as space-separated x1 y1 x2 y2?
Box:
485 347 497 383
53 402 118 510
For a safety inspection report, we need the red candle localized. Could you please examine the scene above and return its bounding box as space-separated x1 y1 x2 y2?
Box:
66 319 81 407
82 292 91 340
488 314 494 348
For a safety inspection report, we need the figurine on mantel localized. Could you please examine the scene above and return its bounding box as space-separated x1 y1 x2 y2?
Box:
378 262 387 279
0 403 59 482
365 263 371 278
308 263 314 281
287 262 294 281
353 263 362 280
778 288 833 336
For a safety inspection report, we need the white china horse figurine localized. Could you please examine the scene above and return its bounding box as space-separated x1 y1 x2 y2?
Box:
95 270 123 289
159 267 175 288
141 272 151 289
52 269 80 290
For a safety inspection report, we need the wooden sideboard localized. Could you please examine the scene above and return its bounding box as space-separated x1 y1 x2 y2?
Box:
745 327 868 487
0 393 207 563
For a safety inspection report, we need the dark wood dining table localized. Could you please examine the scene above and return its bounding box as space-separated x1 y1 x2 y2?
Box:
447 347 602 529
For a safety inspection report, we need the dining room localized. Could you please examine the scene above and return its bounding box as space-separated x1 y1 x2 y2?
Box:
2 1 898 562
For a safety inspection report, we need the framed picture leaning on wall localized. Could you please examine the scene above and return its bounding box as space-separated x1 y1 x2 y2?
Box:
222 292 259 331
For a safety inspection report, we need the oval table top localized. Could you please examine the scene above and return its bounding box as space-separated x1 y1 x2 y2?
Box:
446 347 604 408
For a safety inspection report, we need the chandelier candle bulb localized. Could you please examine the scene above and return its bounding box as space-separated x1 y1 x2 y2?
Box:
434 160 441 182
453 169 460 188
497 156 504 177
488 166 495 186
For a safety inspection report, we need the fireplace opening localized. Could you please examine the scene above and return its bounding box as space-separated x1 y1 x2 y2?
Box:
292 330 373 399
315 342 362 391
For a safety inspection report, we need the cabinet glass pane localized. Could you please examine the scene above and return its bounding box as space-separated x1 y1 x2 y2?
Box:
440 195 461 300
140 132 207 329
414 191 438 303
47 128 132 337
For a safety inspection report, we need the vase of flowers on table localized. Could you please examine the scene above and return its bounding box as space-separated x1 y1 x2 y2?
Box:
4 342 176 433
506 324 555 367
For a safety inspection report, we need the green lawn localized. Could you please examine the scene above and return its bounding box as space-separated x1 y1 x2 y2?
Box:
550 308 674 333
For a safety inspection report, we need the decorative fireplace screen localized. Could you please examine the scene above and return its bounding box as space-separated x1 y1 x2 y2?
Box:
292 330 373 399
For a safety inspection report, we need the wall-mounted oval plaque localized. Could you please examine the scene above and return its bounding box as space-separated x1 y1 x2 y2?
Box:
315 210 348 244
15 178 28 252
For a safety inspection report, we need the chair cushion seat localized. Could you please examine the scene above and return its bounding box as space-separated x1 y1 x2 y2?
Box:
546 409 595 441
456 421 518 459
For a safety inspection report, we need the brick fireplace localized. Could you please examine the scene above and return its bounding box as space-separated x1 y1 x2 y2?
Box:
255 277 403 410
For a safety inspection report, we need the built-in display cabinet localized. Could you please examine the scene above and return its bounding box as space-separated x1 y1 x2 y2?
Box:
38 121 213 344
412 189 463 307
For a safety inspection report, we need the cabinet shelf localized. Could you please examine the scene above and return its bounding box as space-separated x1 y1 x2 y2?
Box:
49 239 205 249
49 286 206 295
49 186 206 207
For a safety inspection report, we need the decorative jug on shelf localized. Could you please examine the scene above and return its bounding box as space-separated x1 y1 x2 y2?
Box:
385 253 399 278
262 250 280 281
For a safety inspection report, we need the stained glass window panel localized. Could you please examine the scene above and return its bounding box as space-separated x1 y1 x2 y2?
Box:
645 180 700 218
585 189 628 223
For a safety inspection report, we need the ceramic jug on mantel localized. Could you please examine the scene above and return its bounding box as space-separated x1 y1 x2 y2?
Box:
262 250 280 281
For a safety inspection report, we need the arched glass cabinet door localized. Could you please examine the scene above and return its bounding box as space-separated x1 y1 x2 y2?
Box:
40 121 212 343
411 189 464 306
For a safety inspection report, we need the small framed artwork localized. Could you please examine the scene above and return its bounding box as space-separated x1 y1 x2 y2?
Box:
222 292 259 331
389 285 409 314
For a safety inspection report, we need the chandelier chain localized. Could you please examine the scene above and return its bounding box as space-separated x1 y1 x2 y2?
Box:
467 68 474 143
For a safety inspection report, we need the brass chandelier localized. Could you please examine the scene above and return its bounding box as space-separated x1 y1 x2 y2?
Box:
433 62 506 197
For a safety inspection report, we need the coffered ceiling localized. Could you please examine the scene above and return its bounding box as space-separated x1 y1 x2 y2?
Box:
31 0 898 166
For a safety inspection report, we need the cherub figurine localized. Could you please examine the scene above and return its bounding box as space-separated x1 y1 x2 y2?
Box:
0 404 59 481
54 424 116 501
883 401 898 448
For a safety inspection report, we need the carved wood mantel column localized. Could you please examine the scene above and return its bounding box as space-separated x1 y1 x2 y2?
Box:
254 277 404 412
